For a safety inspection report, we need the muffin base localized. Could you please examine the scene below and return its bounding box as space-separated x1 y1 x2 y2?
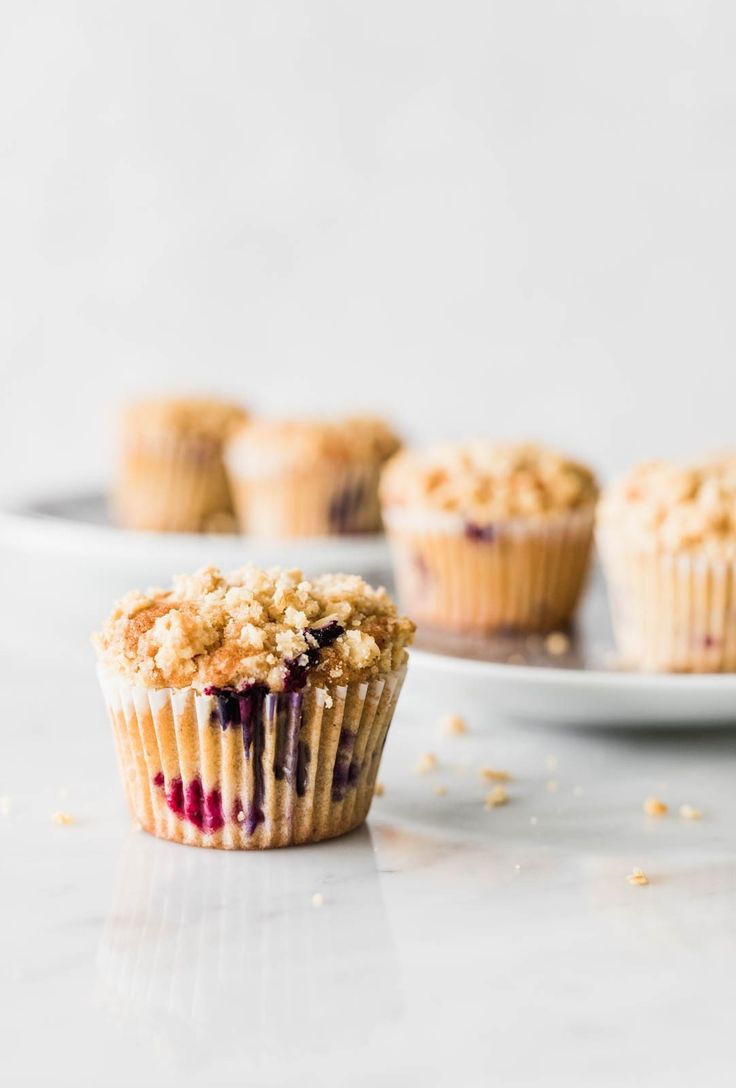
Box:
598 535 736 672
98 666 407 849
114 433 235 533
228 463 382 537
385 508 594 634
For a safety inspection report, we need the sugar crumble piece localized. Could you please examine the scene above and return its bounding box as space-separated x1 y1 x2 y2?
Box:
51 811 74 826
479 767 511 783
546 780 558 793
544 632 570 656
416 752 438 775
679 804 702 820
311 893 325 908
627 868 649 886
0 796 10 816
643 797 668 817
545 755 558 772
441 714 468 737
484 786 508 809
434 785 448 797
374 782 385 798
236 810 246 822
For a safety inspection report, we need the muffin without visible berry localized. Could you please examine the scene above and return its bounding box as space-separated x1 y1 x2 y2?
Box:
114 397 248 533
94 565 414 849
380 441 598 634
225 416 401 537
598 458 736 672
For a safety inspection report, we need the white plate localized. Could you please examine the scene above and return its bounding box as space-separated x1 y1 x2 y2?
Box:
411 577 736 727
0 490 391 578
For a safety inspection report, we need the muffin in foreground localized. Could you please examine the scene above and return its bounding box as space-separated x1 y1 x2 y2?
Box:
225 416 401 537
380 441 598 634
94 565 414 849
114 397 248 533
598 459 736 672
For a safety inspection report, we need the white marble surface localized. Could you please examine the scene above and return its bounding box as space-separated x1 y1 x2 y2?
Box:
2 630 736 1087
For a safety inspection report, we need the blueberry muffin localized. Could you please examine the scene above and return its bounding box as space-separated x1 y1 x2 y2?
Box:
225 416 401 537
94 565 414 848
380 441 598 633
598 458 736 671
114 397 248 533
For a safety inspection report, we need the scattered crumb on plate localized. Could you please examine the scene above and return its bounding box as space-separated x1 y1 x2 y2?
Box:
544 632 570 656
51 811 74 826
374 782 385 798
435 785 448 797
643 796 668 816
441 714 468 736
479 767 511 783
484 786 508 809
679 804 702 820
627 867 649 886
311 893 325 908
416 752 438 775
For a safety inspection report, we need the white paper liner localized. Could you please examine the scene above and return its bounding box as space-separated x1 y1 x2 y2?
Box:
113 432 234 532
226 459 383 537
97 664 407 849
597 530 736 671
384 506 594 633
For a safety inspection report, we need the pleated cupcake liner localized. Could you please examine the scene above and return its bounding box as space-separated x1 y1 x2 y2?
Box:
226 457 383 536
97 664 407 849
597 532 736 672
114 432 234 533
383 507 595 634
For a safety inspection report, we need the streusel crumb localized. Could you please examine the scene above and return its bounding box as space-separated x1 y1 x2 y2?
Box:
643 797 668 816
441 714 468 736
94 564 414 692
479 767 511 783
227 416 401 474
679 804 702 820
484 786 509 808
51 811 74 826
598 458 736 554
416 752 438 775
627 868 649 886
380 441 597 520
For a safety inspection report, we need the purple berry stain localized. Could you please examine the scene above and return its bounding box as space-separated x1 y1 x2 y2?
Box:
465 521 495 543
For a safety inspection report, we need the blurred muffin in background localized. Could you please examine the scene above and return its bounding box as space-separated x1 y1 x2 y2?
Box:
94 564 414 849
226 416 401 537
380 441 598 634
114 397 248 533
598 458 736 672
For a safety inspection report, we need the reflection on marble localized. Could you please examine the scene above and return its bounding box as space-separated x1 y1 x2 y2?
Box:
97 827 402 1068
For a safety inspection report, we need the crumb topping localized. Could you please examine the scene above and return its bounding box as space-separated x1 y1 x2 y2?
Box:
380 442 597 519
441 713 468 736
121 397 248 443
626 867 649 886
598 459 736 554
94 564 414 692
227 415 401 474
484 786 509 808
643 797 668 816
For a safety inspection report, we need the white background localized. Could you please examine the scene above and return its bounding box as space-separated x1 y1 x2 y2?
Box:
2 0 735 496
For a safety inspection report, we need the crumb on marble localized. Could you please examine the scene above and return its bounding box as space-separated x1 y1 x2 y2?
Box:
679 804 702 820
416 752 438 775
51 810 74 827
441 713 468 736
484 786 508 808
374 782 385 797
627 867 649 886
544 632 570 656
311 893 325 908
479 767 511 783
643 796 668 816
